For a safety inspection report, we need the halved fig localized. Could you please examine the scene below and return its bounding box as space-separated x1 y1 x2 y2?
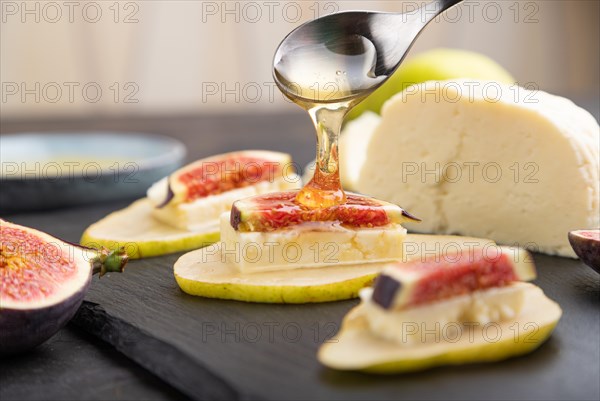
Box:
372 246 536 310
148 150 296 207
318 283 561 373
1 220 127 354
173 234 494 303
230 191 419 232
82 150 300 258
568 229 600 273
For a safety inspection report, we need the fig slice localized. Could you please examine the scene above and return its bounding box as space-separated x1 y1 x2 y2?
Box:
81 199 220 259
148 150 296 208
173 234 494 303
318 283 561 373
0 219 128 354
372 246 536 310
82 150 300 258
230 191 419 232
568 229 600 273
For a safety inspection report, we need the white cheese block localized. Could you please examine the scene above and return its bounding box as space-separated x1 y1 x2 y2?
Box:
360 282 528 346
219 212 407 274
351 80 599 258
150 176 300 231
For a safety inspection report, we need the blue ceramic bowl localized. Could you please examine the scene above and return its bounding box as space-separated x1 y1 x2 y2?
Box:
0 132 186 213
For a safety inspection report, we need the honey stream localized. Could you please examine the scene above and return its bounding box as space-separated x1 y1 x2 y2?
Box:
274 34 386 208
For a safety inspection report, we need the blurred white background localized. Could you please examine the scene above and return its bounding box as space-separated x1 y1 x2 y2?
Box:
1 0 598 119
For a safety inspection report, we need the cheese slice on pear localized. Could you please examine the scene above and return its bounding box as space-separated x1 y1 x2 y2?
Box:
150 177 298 231
220 212 407 274
174 234 495 303
222 191 418 274
360 284 528 346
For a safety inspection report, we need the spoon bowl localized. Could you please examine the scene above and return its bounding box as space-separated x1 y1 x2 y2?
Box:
273 0 463 104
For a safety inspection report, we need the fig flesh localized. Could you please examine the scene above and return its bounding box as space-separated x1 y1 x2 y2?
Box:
230 191 419 232
568 229 600 273
372 246 536 310
148 150 297 207
0 220 127 354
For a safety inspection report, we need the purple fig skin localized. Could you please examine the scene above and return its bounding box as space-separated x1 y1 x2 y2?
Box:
0 277 91 355
156 180 175 208
401 209 421 222
568 230 600 273
230 204 242 230
372 274 401 310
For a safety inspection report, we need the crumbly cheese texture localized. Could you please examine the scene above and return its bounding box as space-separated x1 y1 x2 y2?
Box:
220 212 407 274
148 176 299 231
360 283 528 346
351 80 599 258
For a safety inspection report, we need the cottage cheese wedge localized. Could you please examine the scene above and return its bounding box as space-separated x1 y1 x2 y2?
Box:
220 212 407 274
349 80 599 258
149 177 298 231
360 284 529 346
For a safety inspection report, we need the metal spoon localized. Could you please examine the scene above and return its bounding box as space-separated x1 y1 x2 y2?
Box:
273 0 463 103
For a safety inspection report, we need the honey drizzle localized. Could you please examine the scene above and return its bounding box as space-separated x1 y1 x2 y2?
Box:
295 103 349 208
273 34 385 209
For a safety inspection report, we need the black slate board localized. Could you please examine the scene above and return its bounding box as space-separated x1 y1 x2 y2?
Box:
0 315 186 401
2 200 599 401
1 112 599 400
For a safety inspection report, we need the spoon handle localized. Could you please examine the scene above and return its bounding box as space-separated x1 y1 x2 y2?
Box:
426 0 464 20
401 0 463 26
439 0 464 8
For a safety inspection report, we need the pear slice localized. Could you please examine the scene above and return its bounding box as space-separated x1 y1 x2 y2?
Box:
318 283 561 373
173 234 495 303
81 199 219 259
